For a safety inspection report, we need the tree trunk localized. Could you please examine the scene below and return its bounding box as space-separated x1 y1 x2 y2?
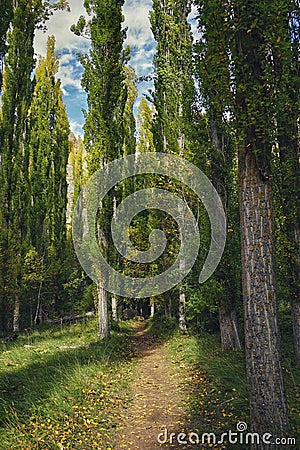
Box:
276 109 300 365
219 309 241 350
97 285 110 339
0 299 7 335
239 149 290 442
291 296 300 365
210 118 242 350
13 295 20 333
272 5 300 367
150 301 155 317
34 280 43 326
111 295 118 321
178 290 187 333
168 295 172 318
233 5 291 439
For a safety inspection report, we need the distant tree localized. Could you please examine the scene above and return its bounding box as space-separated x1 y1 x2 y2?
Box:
68 134 87 222
136 98 155 154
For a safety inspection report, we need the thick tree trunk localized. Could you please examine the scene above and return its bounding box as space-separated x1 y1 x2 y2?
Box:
97 285 110 339
111 295 118 321
239 149 290 442
219 309 241 350
233 6 291 440
13 295 20 334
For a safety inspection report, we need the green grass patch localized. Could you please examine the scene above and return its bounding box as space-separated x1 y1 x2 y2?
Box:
0 320 135 449
165 330 299 449
146 315 177 340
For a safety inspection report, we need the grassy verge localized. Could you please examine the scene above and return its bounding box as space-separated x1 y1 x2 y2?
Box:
0 319 135 450
165 328 299 449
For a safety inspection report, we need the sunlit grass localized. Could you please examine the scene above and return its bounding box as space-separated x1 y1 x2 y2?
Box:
0 319 135 449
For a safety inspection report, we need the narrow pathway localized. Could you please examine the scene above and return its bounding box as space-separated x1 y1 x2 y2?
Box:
116 322 186 449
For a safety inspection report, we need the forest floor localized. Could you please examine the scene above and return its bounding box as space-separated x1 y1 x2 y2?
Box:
116 321 186 449
0 318 298 449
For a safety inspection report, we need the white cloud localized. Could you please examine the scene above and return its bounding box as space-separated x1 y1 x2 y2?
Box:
33 0 158 130
33 1 201 131
189 4 201 43
70 120 84 138
123 0 153 50
34 1 89 56
57 55 82 92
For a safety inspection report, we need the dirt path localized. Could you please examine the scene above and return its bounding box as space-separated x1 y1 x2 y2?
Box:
115 322 186 450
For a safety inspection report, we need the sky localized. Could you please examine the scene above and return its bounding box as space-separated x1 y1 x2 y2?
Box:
34 0 199 137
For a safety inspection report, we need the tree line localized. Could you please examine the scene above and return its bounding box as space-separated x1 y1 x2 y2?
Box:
0 0 299 446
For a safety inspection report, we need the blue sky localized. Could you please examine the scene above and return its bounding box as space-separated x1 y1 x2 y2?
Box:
34 0 199 137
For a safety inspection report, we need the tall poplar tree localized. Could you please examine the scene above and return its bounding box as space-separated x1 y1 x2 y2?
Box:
28 35 69 257
136 98 155 154
73 0 126 339
233 0 290 439
0 0 68 333
27 36 70 323
194 0 241 350
0 0 13 90
272 0 300 364
150 0 195 331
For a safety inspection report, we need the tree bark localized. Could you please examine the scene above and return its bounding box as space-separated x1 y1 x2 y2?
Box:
13 295 20 333
239 149 290 442
233 5 291 440
0 297 7 335
219 309 241 351
210 118 242 350
272 5 300 366
277 105 300 365
150 301 155 318
34 279 43 326
98 284 110 339
111 295 118 321
291 295 300 365
178 289 187 333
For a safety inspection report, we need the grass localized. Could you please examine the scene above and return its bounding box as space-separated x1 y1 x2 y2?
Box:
0 317 298 449
146 315 177 340
0 319 135 449
164 326 300 449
